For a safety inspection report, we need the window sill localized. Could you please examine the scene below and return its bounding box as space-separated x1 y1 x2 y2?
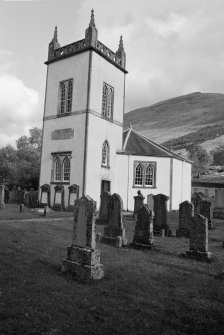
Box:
56 113 71 118
132 185 157 189
101 165 110 169
50 181 70 185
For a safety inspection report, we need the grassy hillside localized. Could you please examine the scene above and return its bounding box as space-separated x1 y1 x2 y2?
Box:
124 92 224 147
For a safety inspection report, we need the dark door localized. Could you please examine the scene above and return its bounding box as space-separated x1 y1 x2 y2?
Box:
101 180 111 194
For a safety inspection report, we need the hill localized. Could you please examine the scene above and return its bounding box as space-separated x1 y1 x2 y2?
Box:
124 92 224 150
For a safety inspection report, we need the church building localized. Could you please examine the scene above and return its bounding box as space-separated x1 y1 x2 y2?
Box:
39 10 192 212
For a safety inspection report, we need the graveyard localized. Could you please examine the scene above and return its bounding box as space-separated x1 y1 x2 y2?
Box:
0 197 224 335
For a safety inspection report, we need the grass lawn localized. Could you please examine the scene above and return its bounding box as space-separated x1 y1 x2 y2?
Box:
0 213 224 335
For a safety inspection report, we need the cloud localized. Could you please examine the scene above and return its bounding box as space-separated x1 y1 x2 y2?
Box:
0 74 40 147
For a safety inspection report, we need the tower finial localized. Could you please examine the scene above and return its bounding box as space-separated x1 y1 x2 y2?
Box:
89 8 95 27
53 26 58 42
118 35 124 52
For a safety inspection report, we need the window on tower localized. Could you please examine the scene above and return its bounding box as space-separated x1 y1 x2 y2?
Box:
101 140 110 168
59 79 73 115
102 82 114 119
51 152 71 183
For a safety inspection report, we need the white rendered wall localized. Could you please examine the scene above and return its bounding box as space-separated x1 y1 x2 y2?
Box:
39 114 86 207
116 155 172 211
45 52 89 117
171 159 191 209
90 52 125 124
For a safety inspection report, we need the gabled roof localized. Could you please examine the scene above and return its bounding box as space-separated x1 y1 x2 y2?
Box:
118 126 192 163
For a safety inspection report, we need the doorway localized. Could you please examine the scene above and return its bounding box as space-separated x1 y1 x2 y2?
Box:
101 180 111 194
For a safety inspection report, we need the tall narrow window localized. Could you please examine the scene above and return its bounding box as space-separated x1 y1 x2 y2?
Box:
60 82 66 114
63 157 70 181
59 79 73 114
67 80 73 113
101 141 110 167
101 82 114 119
55 158 62 181
145 164 154 186
134 164 143 186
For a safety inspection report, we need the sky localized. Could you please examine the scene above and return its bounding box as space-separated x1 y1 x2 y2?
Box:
1 0 224 146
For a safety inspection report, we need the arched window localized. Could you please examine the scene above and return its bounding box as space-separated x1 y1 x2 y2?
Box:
55 158 61 181
66 80 73 113
63 157 70 181
60 82 66 114
102 141 110 167
134 164 143 186
101 82 114 119
145 164 154 186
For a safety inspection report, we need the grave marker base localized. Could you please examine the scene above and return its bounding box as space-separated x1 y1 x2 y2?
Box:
62 246 104 280
186 249 213 262
213 207 224 220
176 229 189 238
153 229 166 237
132 239 154 250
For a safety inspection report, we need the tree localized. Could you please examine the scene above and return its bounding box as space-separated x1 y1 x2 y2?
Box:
212 145 224 166
187 144 212 173
0 127 42 189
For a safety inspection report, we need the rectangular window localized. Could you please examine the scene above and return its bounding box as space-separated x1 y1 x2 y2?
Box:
59 79 73 115
51 152 72 183
101 82 114 119
133 161 156 188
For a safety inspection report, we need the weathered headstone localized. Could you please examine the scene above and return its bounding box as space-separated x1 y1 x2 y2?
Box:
132 204 154 248
11 186 17 202
192 193 204 214
201 200 212 224
0 184 5 209
29 188 37 208
147 194 154 212
40 184 50 207
68 184 79 209
62 196 104 281
98 191 111 224
153 194 169 233
4 187 9 204
178 201 194 236
134 190 145 213
53 185 64 210
103 193 127 246
186 214 213 261
213 189 224 220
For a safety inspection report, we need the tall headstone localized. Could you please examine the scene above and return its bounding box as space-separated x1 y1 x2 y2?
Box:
29 188 37 208
147 194 154 212
213 189 224 220
153 194 169 232
40 184 50 207
134 190 145 213
186 214 213 261
11 186 17 202
178 201 194 236
62 196 104 280
0 184 5 209
103 193 127 246
201 200 212 224
132 204 154 248
98 191 111 224
68 184 79 210
53 185 64 210
4 187 9 204
192 193 204 214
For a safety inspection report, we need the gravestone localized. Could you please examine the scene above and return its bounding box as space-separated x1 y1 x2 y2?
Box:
62 196 104 281
17 188 23 204
0 184 5 209
11 186 17 202
29 188 37 208
186 214 213 261
53 185 64 210
178 201 194 236
103 193 127 246
213 189 224 220
201 200 212 224
192 193 204 214
134 190 145 213
40 184 50 207
132 204 154 248
68 184 79 210
4 187 9 204
98 192 111 224
153 194 169 233
147 194 154 212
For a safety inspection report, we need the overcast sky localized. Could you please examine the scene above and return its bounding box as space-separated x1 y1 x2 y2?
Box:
0 0 224 146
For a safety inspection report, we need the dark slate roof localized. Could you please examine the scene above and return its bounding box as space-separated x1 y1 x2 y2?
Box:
119 127 192 163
